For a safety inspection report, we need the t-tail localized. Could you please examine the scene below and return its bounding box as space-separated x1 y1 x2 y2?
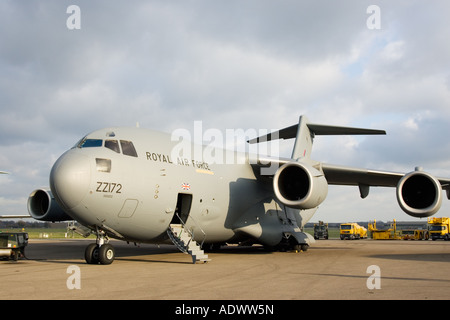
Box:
248 115 386 160
248 116 387 211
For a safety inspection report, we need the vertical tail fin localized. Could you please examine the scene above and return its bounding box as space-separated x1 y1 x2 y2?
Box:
291 115 313 159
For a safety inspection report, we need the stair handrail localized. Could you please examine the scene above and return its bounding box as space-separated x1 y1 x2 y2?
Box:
188 214 207 249
167 224 189 253
172 211 207 249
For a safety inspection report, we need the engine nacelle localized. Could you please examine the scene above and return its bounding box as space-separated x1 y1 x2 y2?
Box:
273 162 328 209
27 188 72 221
396 170 442 218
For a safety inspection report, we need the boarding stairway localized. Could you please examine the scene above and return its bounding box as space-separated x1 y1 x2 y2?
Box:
167 223 210 264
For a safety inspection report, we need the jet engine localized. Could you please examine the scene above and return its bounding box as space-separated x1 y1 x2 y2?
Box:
396 170 442 218
273 162 328 209
27 188 72 221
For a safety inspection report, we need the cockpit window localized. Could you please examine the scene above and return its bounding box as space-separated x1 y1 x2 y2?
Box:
74 136 138 157
105 140 120 153
78 138 103 148
120 140 138 157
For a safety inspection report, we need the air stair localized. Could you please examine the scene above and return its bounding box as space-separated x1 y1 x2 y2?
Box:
167 223 210 264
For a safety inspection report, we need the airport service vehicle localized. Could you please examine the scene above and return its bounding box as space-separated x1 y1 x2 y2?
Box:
401 229 429 240
313 221 329 239
0 232 28 261
27 116 450 264
428 217 450 240
368 219 401 240
340 223 367 240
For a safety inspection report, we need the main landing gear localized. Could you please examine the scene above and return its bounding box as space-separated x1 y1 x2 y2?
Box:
85 229 115 265
275 233 310 252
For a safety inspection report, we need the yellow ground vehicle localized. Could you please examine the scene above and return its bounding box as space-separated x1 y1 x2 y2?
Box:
401 229 429 240
400 230 415 240
368 219 401 240
428 217 450 241
340 223 367 240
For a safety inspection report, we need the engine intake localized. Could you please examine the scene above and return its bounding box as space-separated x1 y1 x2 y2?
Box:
396 170 442 218
27 188 72 221
273 162 328 209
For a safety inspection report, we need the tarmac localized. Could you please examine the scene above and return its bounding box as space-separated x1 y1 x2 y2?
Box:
1 238 450 300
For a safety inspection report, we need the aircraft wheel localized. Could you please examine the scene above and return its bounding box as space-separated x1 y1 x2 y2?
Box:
98 243 115 265
12 250 19 261
85 243 99 264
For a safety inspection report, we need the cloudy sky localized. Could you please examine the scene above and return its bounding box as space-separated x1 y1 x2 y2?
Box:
1 0 450 223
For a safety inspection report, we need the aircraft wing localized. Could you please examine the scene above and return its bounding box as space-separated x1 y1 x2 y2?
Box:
322 163 450 191
254 157 450 211
253 156 450 193
253 154 402 187
0 215 31 219
321 163 404 187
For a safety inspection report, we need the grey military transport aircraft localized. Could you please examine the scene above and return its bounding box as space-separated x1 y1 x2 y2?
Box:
27 116 450 264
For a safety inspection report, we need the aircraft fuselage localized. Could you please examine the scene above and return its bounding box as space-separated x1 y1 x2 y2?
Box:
49 127 312 247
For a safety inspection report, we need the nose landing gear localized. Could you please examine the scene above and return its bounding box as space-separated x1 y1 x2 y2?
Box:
85 229 115 265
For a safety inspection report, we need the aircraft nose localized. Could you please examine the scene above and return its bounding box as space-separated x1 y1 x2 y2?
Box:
50 150 91 210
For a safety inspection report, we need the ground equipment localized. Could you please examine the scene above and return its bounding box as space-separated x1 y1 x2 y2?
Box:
368 219 401 240
400 229 429 240
340 223 367 240
428 217 450 240
0 232 28 261
313 221 329 239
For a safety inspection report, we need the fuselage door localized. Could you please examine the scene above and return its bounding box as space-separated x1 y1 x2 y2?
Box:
171 193 192 224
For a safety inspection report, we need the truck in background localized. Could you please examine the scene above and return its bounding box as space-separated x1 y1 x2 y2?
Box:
340 223 367 240
428 217 450 241
313 221 329 240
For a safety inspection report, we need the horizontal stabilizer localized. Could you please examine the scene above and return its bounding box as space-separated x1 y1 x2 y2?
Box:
248 122 385 144
307 124 386 136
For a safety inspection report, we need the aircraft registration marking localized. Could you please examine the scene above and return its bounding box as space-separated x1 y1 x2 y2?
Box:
96 182 122 194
